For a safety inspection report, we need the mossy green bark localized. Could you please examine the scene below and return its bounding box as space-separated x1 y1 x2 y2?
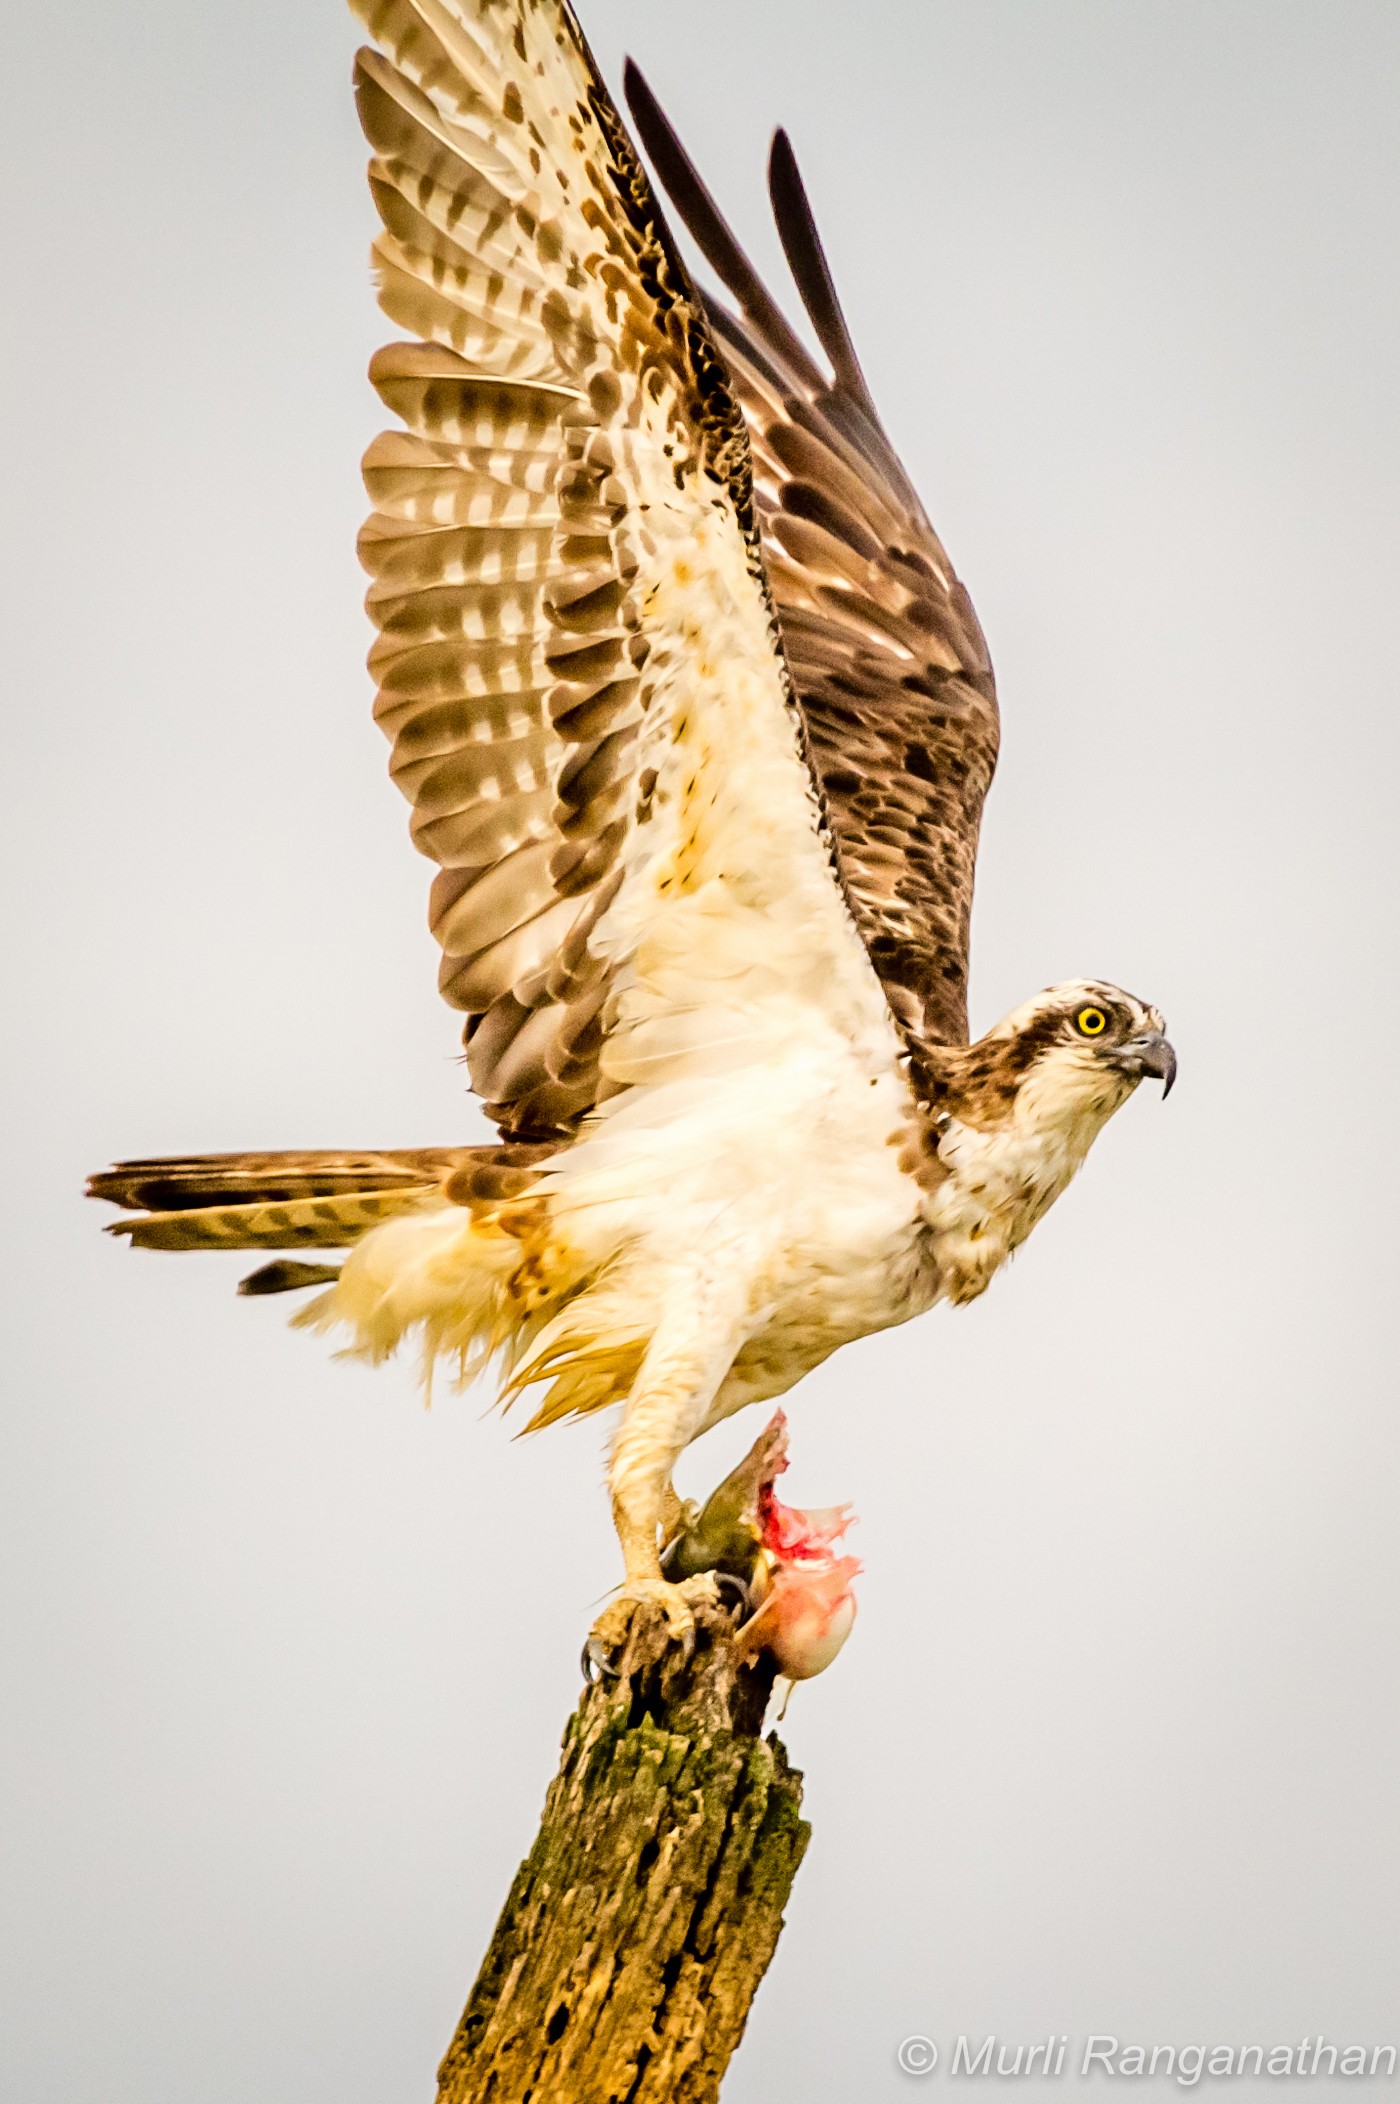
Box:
436 1602 809 2103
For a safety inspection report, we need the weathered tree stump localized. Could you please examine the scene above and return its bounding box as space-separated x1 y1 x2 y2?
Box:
435 1598 809 2103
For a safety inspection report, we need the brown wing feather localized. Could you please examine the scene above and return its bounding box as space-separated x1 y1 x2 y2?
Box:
624 68 1000 1064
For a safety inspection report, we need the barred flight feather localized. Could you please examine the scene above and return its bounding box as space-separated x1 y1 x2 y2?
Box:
339 0 900 1155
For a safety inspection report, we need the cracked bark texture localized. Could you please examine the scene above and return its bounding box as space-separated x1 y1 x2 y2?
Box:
435 1601 809 2103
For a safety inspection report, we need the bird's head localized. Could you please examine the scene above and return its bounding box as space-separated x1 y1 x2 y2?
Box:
922 982 1175 1294
939 979 1176 1147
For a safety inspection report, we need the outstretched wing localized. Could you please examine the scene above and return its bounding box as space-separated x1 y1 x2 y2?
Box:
624 68 1000 1069
351 0 898 1139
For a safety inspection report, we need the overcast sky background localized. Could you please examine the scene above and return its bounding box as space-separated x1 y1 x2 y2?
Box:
3 2 1398 2097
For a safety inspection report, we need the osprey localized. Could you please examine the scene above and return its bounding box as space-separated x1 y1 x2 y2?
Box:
90 0 1176 1656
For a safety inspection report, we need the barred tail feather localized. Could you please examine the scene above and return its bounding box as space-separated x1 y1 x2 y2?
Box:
238 1260 346 1298
87 1144 554 1256
106 1185 441 1253
87 1148 472 1214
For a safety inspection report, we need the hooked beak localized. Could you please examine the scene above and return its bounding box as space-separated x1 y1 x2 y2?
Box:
1108 1029 1177 1097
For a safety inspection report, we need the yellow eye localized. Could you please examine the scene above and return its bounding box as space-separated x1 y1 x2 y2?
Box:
1076 1006 1108 1037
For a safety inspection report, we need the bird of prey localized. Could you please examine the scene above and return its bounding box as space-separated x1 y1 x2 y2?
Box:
90 0 1176 1656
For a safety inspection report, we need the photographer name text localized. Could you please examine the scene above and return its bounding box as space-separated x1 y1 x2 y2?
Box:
895 2035 1397 2084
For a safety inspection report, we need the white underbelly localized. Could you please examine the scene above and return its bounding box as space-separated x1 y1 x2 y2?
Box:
545 1049 936 1429
705 1224 938 1426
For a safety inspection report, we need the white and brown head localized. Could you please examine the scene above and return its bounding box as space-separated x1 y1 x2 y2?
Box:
938 981 1175 1131
923 982 1176 1299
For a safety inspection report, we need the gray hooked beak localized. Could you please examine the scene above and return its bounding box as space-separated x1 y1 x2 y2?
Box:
1109 1030 1178 1097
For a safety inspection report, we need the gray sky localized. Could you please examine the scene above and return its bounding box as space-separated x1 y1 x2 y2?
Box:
3 2 1398 2097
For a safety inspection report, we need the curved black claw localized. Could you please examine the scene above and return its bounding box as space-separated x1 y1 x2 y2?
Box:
710 1570 753 1618
581 1635 622 1685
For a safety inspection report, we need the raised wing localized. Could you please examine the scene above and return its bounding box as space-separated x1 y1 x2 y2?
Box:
624 68 1000 1069
352 0 897 1139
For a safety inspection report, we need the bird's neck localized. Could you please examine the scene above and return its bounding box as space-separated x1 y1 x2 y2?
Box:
919 1071 1125 1304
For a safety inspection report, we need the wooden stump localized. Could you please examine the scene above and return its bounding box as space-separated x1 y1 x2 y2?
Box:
435 1598 810 2103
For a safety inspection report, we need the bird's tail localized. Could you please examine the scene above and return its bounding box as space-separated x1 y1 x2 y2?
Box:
90 1141 645 1418
86 1145 556 1293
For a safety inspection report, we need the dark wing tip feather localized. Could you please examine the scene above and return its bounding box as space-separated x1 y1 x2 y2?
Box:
622 62 825 394
767 128 877 416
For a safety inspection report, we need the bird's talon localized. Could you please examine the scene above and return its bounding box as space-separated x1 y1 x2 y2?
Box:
709 1570 752 1617
581 1635 621 1684
585 1575 702 1672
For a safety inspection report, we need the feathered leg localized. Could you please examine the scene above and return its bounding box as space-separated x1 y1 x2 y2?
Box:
589 1270 748 1661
